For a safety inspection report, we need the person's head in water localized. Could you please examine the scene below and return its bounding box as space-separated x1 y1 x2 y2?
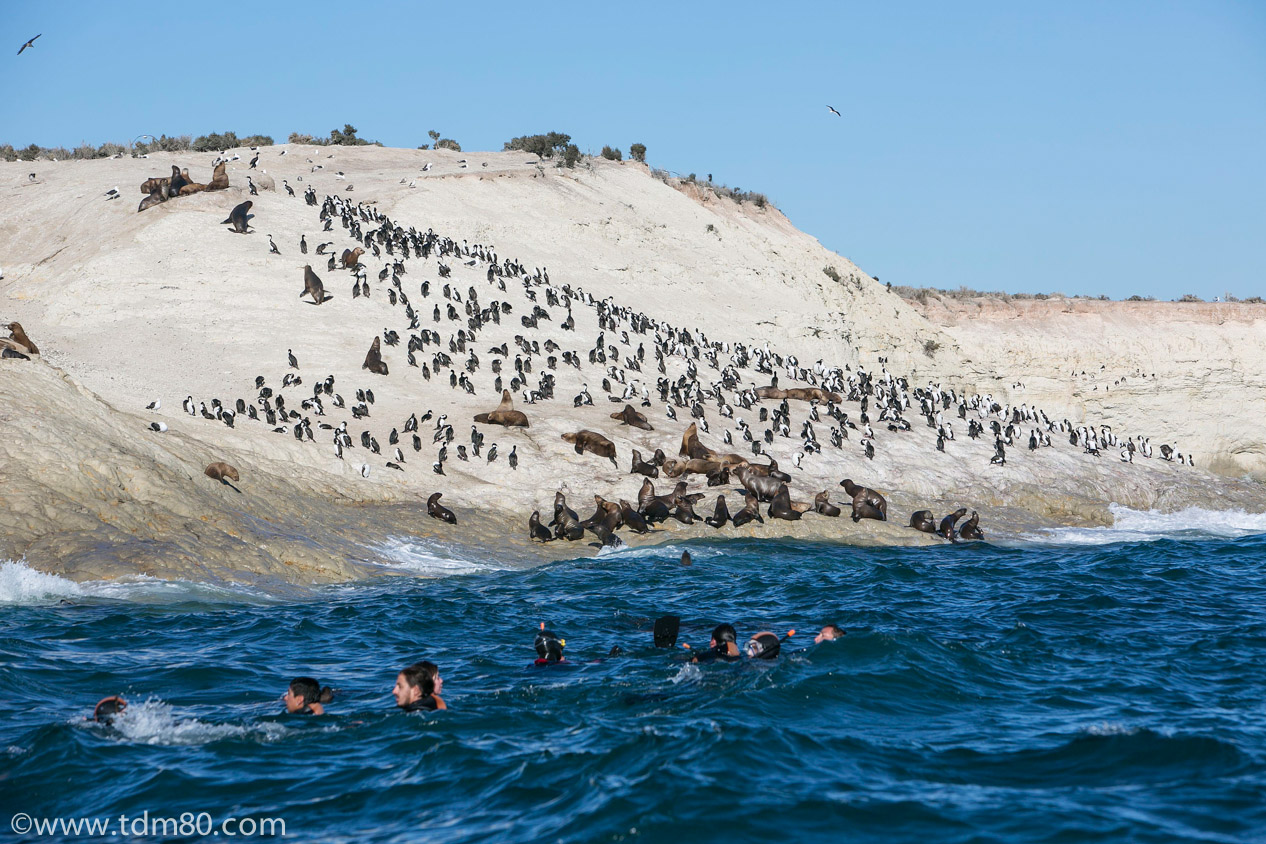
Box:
745 632 781 660
92 695 127 723
710 623 739 657
283 677 333 715
393 661 446 711
535 629 566 664
814 624 845 644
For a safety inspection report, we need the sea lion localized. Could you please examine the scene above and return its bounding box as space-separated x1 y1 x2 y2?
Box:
755 385 843 404
528 509 553 542
168 166 190 197
672 497 698 525
178 180 208 196
706 466 730 487
768 484 809 520
207 161 229 191
204 462 240 483
611 403 653 431
840 479 887 522
938 507 967 540
734 464 782 503
586 507 624 548
705 495 730 528
637 479 683 523
630 448 659 478
139 175 168 195
138 189 166 212
620 500 649 533
958 510 984 541
5 322 38 355
561 430 617 466
551 492 585 541
340 247 365 269
744 458 790 483
731 492 764 528
300 265 331 304
909 510 938 534
363 336 389 375
427 492 457 524
679 422 712 460
580 495 619 529
222 200 253 234
662 457 724 478
473 390 529 427
814 491 841 517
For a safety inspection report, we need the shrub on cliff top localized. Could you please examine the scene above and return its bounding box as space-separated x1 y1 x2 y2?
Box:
504 132 572 159
629 142 646 163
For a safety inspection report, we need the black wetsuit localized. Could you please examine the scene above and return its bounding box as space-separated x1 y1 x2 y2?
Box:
400 696 438 712
692 646 741 664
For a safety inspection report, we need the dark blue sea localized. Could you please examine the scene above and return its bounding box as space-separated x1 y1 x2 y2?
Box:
4 506 1266 843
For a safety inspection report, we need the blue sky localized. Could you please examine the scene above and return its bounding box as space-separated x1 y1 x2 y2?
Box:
6 1 1264 300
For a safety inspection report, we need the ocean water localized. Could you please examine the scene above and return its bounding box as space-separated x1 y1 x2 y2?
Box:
3 507 1266 843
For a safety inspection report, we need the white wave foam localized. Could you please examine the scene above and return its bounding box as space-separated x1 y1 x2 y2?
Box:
101 699 287 746
597 542 720 561
0 560 273 606
671 663 703 685
0 561 86 604
1023 504 1266 546
374 537 501 576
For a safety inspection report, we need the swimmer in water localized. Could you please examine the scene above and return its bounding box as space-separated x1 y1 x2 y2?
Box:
814 624 845 644
691 623 742 663
534 629 567 665
744 632 782 660
393 661 447 712
282 677 333 715
92 695 128 723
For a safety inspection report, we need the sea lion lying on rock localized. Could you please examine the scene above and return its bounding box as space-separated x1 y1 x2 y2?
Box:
909 510 938 533
611 403 653 431
630 448 659 478
427 492 456 524
755 385 843 404
204 462 240 483
474 390 529 427
2 322 39 357
562 430 617 466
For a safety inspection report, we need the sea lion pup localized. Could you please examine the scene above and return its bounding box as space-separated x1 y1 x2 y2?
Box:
731 492 764 528
652 448 667 467
300 265 332 304
340 247 365 269
528 510 554 542
204 462 240 483
909 510 938 533
733 464 782 503
814 491 841 517
427 492 457 524
363 336 389 375
938 507 967 540
706 465 730 487
222 200 253 234
473 390 529 428
6 322 39 355
630 448 659 478
619 500 650 533
958 510 984 541
138 189 166 212
705 495 730 529
611 403 653 431
561 431 618 466
840 479 888 522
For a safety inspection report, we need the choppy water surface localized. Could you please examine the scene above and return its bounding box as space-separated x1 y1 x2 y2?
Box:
3 508 1266 843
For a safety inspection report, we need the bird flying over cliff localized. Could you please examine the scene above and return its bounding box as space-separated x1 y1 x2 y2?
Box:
17 34 41 55
827 105 841 116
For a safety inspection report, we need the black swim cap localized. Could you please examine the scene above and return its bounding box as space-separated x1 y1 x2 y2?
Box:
711 623 737 645
745 632 781 660
535 630 565 662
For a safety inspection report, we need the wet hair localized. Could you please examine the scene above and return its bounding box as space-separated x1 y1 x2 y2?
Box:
534 630 565 662
745 632 781 660
399 662 438 696
821 624 845 639
289 677 334 706
711 623 737 645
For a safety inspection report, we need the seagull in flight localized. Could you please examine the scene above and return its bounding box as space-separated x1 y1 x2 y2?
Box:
17 34 41 56
826 105 841 117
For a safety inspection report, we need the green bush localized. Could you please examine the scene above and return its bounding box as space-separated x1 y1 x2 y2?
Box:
600 145 622 161
629 142 646 163
19 144 40 161
560 144 581 168
823 266 841 282
1177 293 1203 303
922 339 941 357
435 138 461 151
504 132 572 158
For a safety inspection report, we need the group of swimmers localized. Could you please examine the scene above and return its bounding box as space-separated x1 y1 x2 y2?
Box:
90 622 846 721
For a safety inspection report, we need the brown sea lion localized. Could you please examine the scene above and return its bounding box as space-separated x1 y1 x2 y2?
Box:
586 507 624 548
340 247 365 269
706 466 730 487
840 479 888 522
662 457 724 478
140 175 167 195
178 181 208 196
679 422 712 460
672 497 698 525
580 495 620 529
734 464 782 503
427 492 456 524
168 165 190 197
611 404 653 431
528 510 554 542
958 510 984 541
705 495 730 529
561 430 617 466
814 491 841 517
138 189 166 212
743 458 790 483
755 385 843 404
363 336 389 375
909 510 938 533
731 492 764 528
939 507 967 540
300 265 331 304
550 490 579 527
551 492 585 540
620 500 649 533
6 322 38 355
630 448 659 478
204 462 240 483
207 161 229 191
222 200 253 234
473 390 529 427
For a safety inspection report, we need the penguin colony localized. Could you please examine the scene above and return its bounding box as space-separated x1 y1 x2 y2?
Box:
145 150 1197 548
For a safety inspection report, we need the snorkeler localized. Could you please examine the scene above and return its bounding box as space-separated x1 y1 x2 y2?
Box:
814 624 845 644
534 628 567 665
744 632 782 659
393 661 447 711
282 677 334 715
689 623 742 663
92 695 128 723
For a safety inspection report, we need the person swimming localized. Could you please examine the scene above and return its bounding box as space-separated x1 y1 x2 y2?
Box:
744 631 782 660
92 695 128 723
393 661 446 712
534 629 567 665
691 623 742 663
282 677 333 715
814 624 845 644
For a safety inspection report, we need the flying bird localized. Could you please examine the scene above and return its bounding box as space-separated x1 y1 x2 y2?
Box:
827 105 841 117
17 34 41 56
